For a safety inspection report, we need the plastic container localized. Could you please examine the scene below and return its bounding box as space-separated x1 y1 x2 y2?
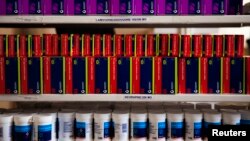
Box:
33 114 53 141
58 112 75 141
14 114 33 141
149 110 166 141
185 111 203 141
112 110 130 141
75 110 93 141
203 111 222 141
0 114 13 141
222 111 241 125
130 110 148 141
167 111 184 141
94 110 112 141
41 109 58 141
239 110 250 125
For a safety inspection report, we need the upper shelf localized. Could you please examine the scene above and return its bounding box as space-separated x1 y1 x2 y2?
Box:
0 15 250 28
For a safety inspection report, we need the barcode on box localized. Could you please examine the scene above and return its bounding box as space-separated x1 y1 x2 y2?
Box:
122 124 127 133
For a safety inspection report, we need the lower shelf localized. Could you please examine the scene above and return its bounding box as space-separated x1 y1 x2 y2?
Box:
0 94 249 102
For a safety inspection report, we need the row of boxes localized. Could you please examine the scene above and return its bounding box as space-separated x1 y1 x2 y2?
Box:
0 34 245 57
0 0 243 15
0 56 249 94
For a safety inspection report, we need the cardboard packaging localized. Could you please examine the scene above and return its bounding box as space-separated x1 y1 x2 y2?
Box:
93 34 103 57
20 57 43 94
28 35 42 57
154 57 178 94
88 57 109 94
235 35 244 57
169 34 180 57
83 34 93 57
202 35 213 57
65 57 87 94
61 34 70 56
113 35 124 57
180 0 211 15
192 35 202 57
44 0 68 15
0 0 22 15
134 0 157 15
132 57 154 94
18 35 28 57
67 0 92 15
43 57 65 94
91 0 110 15
135 34 145 57
200 57 222 94
158 34 169 56
5 57 20 94
103 34 113 57
203 0 228 15
7 35 17 57
52 34 59 56
22 0 45 15
157 0 181 15
145 34 157 57
124 35 135 57
180 35 191 57
228 0 243 15
111 0 133 15
246 57 250 94
110 57 132 94
213 35 224 57
224 35 235 57
0 57 5 94
0 35 7 57
179 58 200 94
223 57 244 94
70 34 81 57
43 34 53 56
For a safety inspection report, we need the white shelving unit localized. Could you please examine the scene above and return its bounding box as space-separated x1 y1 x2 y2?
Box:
0 15 249 103
0 94 249 102
0 15 250 27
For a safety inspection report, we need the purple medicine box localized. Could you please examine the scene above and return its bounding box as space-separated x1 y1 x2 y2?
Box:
91 0 111 15
157 0 181 15
43 0 68 15
22 0 45 15
203 0 228 15
67 0 92 15
134 0 157 15
111 0 134 15
180 0 211 15
228 0 243 15
1 0 22 15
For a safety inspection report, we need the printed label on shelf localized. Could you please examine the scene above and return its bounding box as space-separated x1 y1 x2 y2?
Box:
95 17 148 22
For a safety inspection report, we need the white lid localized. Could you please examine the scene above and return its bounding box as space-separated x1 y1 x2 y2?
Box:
0 114 13 123
185 111 202 122
204 111 222 123
58 112 75 119
34 114 53 124
239 110 250 120
14 114 32 124
76 112 93 121
149 110 166 121
222 112 241 124
167 111 184 122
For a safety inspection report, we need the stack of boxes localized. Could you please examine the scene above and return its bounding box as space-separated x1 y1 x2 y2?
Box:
0 0 243 15
0 34 249 94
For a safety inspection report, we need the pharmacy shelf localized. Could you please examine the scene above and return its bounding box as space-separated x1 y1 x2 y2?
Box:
0 94 249 102
0 15 250 27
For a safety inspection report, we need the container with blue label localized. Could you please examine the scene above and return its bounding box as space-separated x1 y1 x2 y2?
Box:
33 114 53 141
239 110 250 125
167 111 184 140
75 111 93 141
203 110 221 141
94 109 111 141
185 110 202 141
149 110 166 141
14 114 33 141
131 110 147 141
0 115 13 141
112 110 129 141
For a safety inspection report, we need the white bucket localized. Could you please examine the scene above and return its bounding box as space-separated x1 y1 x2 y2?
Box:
167 111 184 141
112 110 129 141
14 114 33 141
33 114 53 141
149 110 166 141
0 114 13 141
75 110 93 141
58 112 75 141
94 110 111 141
185 111 202 141
131 110 147 141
